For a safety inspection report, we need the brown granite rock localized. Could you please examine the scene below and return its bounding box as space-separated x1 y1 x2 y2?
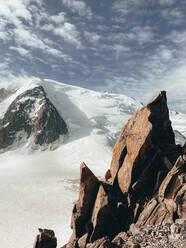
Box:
104 169 111 181
112 232 128 247
159 155 186 201
123 240 141 248
176 184 186 219
117 107 153 195
33 228 57 248
71 163 100 239
90 183 116 242
109 127 128 184
137 155 186 226
62 91 186 248
137 198 177 226
86 237 112 248
78 233 89 248
115 91 175 198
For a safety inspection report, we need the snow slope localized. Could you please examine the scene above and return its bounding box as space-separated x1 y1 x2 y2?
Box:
0 79 185 248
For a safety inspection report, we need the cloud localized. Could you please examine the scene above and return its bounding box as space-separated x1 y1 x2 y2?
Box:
45 47 71 60
131 26 154 44
0 0 33 25
112 44 130 57
15 28 41 48
50 12 66 24
54 22 83 48
62 0 92 18
156 45 174 60
84 31 101 45
0 17 11 41
161 8 184 25
9 46 32 57
40 24 55 32
112 0 144 16
167 30 186 46
159 0 176 6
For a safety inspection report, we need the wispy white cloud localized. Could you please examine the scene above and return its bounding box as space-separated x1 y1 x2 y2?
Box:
62 0 92 18
161 8 184 25
112 0 144 15
0 17 12 41
0 0 82 62
84 31 101 45
54 22 83 48
166 30 186 46
50 12 66 24
131 26 154 44
156 45 174 60
9 46 32 58
112 44 130 57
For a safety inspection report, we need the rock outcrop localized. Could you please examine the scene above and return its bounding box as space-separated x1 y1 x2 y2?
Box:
71 163 100 240
111 91 176 201
33 229 57 248
0 86 68 149
35 91 186 248
137 155 186 226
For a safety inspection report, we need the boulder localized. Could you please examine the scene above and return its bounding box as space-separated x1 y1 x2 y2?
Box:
33 228 57 248
71 163 100 239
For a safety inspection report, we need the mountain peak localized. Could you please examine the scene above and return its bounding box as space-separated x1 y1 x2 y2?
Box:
0 85 68 150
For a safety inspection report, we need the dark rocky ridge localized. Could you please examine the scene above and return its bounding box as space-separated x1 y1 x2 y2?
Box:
33 91 186 248
0 86 68 149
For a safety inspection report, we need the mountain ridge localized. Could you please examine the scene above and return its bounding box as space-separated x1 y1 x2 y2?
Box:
0 79 185 152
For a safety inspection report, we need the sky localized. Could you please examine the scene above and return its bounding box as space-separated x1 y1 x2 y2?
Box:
0 0 186 112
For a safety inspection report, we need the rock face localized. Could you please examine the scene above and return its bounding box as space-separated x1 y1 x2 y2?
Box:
36 91 186 248
0 86 68 149
111 91 175 201
90 183 116 242
33 229 57 248
137 155 186 226
71 163 100 239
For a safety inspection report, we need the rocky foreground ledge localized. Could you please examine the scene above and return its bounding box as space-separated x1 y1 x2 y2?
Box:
33 91 186 248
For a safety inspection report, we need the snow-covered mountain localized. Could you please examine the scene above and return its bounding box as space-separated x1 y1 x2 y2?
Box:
0 78 142 152
0 79 186 248
0 85 68 151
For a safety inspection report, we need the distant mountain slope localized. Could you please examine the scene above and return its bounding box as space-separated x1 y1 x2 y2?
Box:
0 85 68 151
0 79 185 152
39 79 143 146
0 79 142 151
